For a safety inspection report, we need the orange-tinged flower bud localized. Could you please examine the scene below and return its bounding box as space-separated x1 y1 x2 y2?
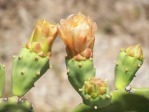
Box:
125 44 144 60
26 19 58 57
58 12 97 60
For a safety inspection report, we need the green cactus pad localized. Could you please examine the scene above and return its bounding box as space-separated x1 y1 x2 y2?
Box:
73 88 149 112
0 64 5 97
12 47 49 97
115 51 143 89
65 58 96 92
0 96 34 112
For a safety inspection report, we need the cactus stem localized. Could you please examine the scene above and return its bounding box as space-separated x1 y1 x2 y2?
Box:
78 62 83 67
3 98 8 102
94 106 98 109
34 57 39 61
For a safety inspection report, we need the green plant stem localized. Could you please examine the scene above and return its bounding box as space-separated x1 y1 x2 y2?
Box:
0 96 34 112
73 88 149 112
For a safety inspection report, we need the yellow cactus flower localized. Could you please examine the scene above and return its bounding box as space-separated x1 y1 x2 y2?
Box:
26 19 58 57
125 44 144 60
58 12 97 60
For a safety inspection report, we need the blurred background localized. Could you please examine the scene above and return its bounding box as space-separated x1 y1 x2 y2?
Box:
0 0 149 111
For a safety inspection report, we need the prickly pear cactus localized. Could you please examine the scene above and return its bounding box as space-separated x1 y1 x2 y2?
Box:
12 48 49 96
59 12 112 109
58 12 149 112
115 45 144 89
0 12 148 112
0 19 58 111
0 96 34 112
59 12 97 92
12 19 58 97
0 19 59 111
73 88 149 112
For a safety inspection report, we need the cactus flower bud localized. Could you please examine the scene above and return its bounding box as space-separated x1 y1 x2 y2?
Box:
26 19 58 57
83 78 107 98
81 78 111 108
125 44 144 60
115 44 144 89
58 12 97 60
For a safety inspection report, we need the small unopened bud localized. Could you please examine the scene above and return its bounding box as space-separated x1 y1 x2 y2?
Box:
125 44 144 60
26 19 58 57
82 78 108 98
